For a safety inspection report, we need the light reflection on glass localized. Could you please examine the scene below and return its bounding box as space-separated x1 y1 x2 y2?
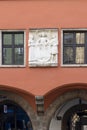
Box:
76 33 85 44
76 47 84 64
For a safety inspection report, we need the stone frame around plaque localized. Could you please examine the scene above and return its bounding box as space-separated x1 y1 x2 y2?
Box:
28 28 58 67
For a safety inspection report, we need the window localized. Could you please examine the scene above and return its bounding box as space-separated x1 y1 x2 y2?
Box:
62 30 87 66
2 31 25 66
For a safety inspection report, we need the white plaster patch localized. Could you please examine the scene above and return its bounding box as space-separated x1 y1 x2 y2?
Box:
28 29 58 67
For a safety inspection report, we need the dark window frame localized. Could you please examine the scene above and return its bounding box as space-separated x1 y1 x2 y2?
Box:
63 30 87 65
2 31 24 65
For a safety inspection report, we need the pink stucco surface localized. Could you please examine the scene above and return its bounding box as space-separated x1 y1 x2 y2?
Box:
0 0 87 109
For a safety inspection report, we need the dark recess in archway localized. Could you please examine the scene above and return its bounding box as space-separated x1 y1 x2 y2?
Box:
0 100 33 130
62 102 87 130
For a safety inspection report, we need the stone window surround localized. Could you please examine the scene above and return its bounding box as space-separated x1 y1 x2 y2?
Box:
61 28 87 67
0 30 26 67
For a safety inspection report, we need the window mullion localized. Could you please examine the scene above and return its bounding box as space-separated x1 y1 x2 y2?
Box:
73 32 76 64
0 31 2 65
2 33 4 65
12 33 15 65
85 32 87 64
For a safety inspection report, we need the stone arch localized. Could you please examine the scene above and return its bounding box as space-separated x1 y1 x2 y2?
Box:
0 90 37 130
44 83 87 110
43 89 87 130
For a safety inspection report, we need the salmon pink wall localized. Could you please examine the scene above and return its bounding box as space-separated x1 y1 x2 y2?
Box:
0 0 87 99
0 0 87 29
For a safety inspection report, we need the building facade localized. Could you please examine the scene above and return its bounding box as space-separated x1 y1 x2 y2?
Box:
0 0 87 130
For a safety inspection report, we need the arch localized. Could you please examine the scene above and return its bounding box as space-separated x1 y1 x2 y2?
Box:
44 83 87 110
0 90 37 130
0 84 36 110
43 89 87 130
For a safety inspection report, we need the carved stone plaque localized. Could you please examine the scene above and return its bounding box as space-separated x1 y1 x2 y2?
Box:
28 29 58 67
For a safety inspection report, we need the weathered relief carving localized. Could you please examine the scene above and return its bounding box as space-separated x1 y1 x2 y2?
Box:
28 29 58 67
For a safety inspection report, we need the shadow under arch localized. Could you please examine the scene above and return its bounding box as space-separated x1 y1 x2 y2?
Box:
0 89 37 130
44 83 87 110
62 102 87 130
0 99 33 130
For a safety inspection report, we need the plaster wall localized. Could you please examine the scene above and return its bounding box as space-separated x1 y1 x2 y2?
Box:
0 0 86 109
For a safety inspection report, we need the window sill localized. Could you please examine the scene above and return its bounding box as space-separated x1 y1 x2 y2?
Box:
0 65 26 68
61 64 87 67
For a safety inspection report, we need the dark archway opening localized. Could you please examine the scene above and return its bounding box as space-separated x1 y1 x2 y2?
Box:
0 100 33 130
62 100 87 130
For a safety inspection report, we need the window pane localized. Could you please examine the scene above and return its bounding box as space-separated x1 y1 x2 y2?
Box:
76 33 85 44
63 47 74 64
15 34 24 45
14 48 24 65
64 33 74 44
3 48 12 65
76 47 84 64
3 34 12 45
